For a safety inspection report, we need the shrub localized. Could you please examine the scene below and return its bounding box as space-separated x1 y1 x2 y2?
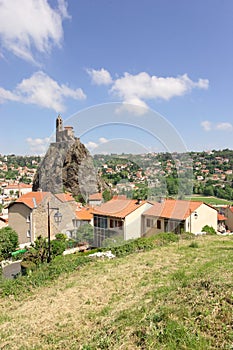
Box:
55 233 67 241
51 239 66 257
75 224 94 246
201 225 216 235
189 241 199 248
0 227 19 261
101 233 178 257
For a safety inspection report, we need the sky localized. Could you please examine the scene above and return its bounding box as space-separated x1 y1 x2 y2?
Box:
0 0 233 155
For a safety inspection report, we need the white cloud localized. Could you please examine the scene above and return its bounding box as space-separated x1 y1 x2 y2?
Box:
26 136 51 155
87 68 113 85
0 71 86 112
86 68 209 113
201 120 233 132
85 137 109 151
201 120 212 131
110 72 209 106
216 122 233 131
99 137 108 144
0 0 70 64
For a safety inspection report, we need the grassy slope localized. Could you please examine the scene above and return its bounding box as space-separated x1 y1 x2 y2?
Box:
0 235 233 350
190 196 232 205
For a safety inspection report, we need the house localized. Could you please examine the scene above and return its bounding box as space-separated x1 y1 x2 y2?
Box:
67 206 94 241
142 199 218 235
8 192 76 246
73 206 93 229
225 207 233 231
92 198 153 247
88 192 103 206
217 213 227 233
2 183 32 197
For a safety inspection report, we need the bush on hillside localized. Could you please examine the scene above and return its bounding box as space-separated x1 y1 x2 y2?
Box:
201 225 216 235
0 227 19 261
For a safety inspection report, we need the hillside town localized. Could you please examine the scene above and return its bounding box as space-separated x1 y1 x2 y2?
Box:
0 119 233 256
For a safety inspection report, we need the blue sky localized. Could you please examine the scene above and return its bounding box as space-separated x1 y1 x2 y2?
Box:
0 0 232 155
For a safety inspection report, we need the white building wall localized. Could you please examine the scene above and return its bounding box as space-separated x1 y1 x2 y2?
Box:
3 186 32 197
185 204 218 233
125 202 153 240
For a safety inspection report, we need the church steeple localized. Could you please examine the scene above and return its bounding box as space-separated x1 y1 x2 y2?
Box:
56 114 75 143
56 115 63 142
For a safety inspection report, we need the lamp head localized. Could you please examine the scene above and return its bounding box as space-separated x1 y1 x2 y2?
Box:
54 210 62 223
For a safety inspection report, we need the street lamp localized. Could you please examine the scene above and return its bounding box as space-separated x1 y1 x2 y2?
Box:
47 202 62 263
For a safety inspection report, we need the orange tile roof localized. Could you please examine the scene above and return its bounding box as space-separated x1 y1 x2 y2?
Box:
15 192 50 209
55 193 75 203
76 207 93 220
89 192 102 200
5 183 32 189
218 213 227 221
93 199 147 219
144 199 204 220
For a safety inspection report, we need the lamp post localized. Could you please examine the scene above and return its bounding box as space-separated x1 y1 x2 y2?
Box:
47 202 62 263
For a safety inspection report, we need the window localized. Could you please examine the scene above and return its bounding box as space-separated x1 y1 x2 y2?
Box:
94 216 107 229
26 214 30 223
110 219 123 230
157 220 161 229
26 230 31 238
146 218 152 227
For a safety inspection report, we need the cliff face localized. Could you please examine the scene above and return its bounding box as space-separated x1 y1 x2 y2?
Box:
33 138 104 199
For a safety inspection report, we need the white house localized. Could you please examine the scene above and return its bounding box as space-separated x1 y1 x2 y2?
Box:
88 192 103 206
2 183 32 197
142 199 218 235
92 198 153 247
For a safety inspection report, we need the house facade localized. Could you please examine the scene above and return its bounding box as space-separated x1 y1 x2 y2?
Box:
2 183 32 197
225 207 233 231
73 206 93 229
142 199 218 235
8 192 76 245
88 192 103 206
92 198 153 247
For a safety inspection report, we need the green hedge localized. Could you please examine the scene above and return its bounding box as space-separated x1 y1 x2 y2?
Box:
0 233 179 297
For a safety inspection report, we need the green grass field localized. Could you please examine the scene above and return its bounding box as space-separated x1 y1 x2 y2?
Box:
190 196 232 206
0 235 233 349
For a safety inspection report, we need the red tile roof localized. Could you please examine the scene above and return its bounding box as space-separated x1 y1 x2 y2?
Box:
144 199 204 220
76 207 93 220
5 183 32 189
218 213 227 221
93 199 147 219
14 192 50 209
89 192 102 200
55 193 75 203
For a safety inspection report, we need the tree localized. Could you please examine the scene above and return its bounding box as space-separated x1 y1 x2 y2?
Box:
51 233 67 256
203 185 214 196
102 189 112 202
75 224 94 246
0 227 19 261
